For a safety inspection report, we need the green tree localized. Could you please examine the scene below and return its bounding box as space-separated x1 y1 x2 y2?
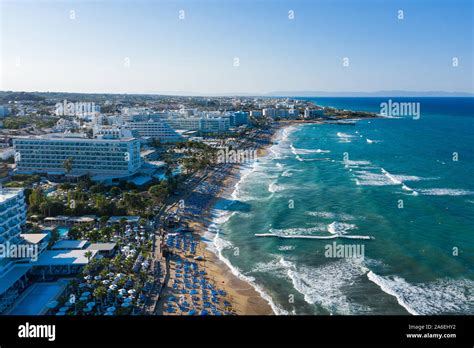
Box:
63 157 74 175
84 250 93 262
148 181 169 203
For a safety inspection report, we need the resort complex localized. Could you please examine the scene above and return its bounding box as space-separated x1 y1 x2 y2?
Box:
0 91 339 317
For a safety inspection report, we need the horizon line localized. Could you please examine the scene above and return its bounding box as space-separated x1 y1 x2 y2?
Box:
1 89 473 98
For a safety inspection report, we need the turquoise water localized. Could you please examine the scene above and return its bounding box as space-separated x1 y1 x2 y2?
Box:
57 227 69 237
9 283 64 315
207 97 474 315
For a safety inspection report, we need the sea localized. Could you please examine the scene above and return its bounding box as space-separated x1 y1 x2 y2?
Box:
205 97 474 315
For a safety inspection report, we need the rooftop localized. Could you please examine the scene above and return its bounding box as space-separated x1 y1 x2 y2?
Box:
51 240 88 250
20 233 49 245
13 134 137 142
0 264 31 295
86 243 117 252
34 249 98 266
0 187 23 204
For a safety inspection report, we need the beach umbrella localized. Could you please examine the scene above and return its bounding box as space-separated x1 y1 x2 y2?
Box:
124 298 133 303
102 280 110 285
106 306 116 312
46 300 59 309
83 307 92 312
81 291 91 297
121 302 130 308
190 290 198 295
55 312 65 316
59 306 69 312
79 296 88 301
127 289 136 295
87 302 96 307
104 312 114 316
200 310 209 316
188 310 197 315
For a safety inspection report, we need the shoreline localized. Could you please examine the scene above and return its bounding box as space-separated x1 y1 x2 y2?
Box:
155 118 365 315
187 125 289 315
156 124 288 315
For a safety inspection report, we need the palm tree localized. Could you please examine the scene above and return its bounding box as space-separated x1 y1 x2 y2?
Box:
84 250 93 263
93 286 107 311
63 157 74 176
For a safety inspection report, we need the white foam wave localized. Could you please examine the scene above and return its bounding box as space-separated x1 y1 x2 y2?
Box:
327 221 358 235
255 233 373 240
307 211 357 220
268 182 287 193
381 168 402 184
291 146 330 155
367 272 474 315
269 225 328 235
417 188 474 196
205 213 288 315
281 258 371 314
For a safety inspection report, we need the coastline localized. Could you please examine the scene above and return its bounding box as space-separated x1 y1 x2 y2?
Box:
155 118 364 315
194 121 323 315
190 125 289 315
156 124 290 315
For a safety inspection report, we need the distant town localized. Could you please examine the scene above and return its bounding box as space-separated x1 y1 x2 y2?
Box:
0 91 375 316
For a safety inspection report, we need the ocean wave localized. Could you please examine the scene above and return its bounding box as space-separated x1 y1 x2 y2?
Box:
281 170 293 177
269 225 328 235
381 168 402 184
354 169 421 195
268 181 287 193
327 221 358 235
417 188 474 196
367 272 474 315
205 214 289 315
343 160 372 167
306 211 357 220
255 233 373 240
281 258 371 314
290 145 330 155
231 161 259 200
336 132 354 140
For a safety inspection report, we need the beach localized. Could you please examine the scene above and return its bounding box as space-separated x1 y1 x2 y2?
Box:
155 128 282 315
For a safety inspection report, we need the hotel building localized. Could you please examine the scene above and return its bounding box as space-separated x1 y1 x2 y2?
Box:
0 188 27 247
124 120 183 142
13 133 141 179
0 188 30 313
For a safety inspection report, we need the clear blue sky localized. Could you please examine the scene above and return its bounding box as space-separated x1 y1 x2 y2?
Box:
1 0 473 94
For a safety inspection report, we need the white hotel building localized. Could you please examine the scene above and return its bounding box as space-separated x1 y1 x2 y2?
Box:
0 188 30 313
13 133 141 179
0 188 27 247
124 119 184 142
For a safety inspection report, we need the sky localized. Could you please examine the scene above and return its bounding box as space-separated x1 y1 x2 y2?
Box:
0 0 473 95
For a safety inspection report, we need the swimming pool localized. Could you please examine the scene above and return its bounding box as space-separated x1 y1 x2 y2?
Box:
57 227 70 237
8 282 66 315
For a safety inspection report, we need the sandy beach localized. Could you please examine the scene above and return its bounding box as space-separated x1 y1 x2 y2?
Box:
154 128 285 315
